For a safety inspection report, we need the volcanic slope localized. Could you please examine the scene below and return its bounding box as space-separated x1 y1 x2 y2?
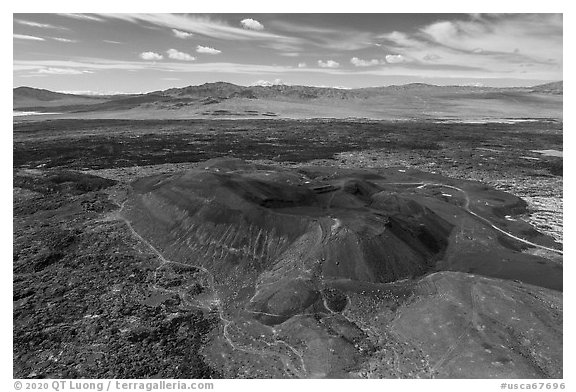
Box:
121 158 562 378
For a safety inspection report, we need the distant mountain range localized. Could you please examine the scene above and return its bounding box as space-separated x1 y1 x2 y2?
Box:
527 81 563 95
13 81 563 121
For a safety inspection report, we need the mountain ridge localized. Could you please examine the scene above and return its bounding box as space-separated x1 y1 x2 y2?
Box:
13 81 563 120
15 80 563 101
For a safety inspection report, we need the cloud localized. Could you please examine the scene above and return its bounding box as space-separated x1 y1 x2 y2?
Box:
317 60 340 68
298 62 307 68
262 42 302 53
58 13 105 22
240 18 264 31
377 14 562 80
99 14 294 44
15 20 66 29
52 37 77 43
97 14 303 56
12 55 561 84
350 57 383 67
140 51 163 61
385 54 408 64
251 79 285 87
196 45 221 55
269 20 374 51
14 58 357 77
403 15 560 63
103 40 122 44
422 53 441 61
166 49 196 61
14 34 45 41
172 29 193 39
37 67 92 75
379 31 423 48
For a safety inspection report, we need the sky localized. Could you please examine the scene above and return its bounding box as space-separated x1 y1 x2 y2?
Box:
13 13 563 93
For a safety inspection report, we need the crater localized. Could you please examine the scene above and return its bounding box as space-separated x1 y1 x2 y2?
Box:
119 158 562 378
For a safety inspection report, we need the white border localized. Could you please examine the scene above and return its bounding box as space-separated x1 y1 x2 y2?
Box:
4 3 571 390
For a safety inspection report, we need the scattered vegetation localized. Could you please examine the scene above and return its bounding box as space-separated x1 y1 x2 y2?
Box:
13 119 562 175
14 170 117 195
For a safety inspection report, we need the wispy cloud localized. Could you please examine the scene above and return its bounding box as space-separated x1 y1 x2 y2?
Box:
14 34 44 41
196 45 221 55
269 20 374 51
172 29 193 39
140 51 163 61
167 49 196 61
378 13 562 78
418 14 562 60
351 57 384 67
13 14 563 89
14 58 352 76
58 13 106 22
318 60 339 68
52 37 77 43
98 14 300 44
13 33 561 83
15 19 67 30
240 18 264 31
37 67 93 75
14 59 151 72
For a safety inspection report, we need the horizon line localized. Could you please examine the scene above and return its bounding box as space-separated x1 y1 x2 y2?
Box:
13 79 563 96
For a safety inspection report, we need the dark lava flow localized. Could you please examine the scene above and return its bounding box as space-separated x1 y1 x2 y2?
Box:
121 158 562 378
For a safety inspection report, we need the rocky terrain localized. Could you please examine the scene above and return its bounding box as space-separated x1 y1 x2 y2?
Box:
13 156 562 378
13 116 562 379
13 169 223 378
117 158 562 378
